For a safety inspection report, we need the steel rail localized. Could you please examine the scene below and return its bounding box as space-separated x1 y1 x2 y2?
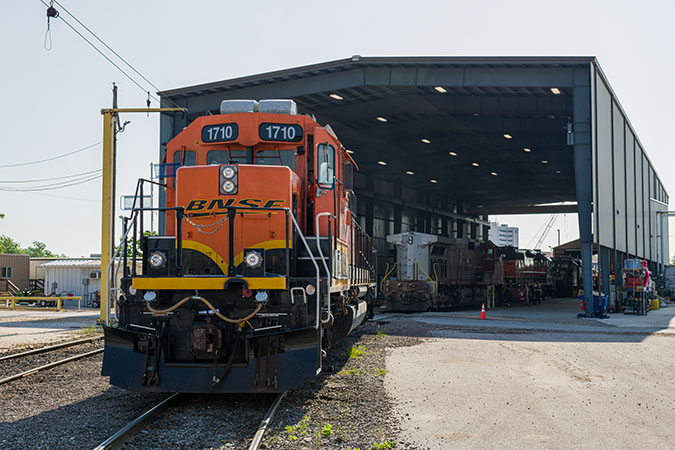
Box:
93 393 181 450
248 392 286 450
0 348 104 385
0 336 103 362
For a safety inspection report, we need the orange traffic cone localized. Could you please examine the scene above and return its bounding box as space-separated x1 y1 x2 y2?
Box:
479 303 487 320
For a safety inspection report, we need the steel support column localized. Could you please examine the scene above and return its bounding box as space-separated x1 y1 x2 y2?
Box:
573 70 595 316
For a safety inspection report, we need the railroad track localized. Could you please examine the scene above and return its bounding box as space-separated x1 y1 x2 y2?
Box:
0 336 104 385
93 392 286 450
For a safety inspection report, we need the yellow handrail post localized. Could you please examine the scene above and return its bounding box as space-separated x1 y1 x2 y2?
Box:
57 298 62 312
380 262 399 293
415 262 437 294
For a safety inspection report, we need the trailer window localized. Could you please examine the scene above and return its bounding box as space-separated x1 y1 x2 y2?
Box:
207 149 246 165
255 149 296 170
173 150 196 167
317 143 334 187
1 267 12 278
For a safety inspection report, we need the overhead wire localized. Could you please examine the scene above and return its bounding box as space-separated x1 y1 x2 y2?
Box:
37 0 180 108
37 0 160 104
0 141 101 168
0 169 101 183
0 174 102 192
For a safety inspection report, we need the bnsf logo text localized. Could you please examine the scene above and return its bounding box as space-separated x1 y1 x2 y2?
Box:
186 198 285 211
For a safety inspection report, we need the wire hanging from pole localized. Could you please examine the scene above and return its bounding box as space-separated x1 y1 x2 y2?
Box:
44 1 59 50
38 0 181 108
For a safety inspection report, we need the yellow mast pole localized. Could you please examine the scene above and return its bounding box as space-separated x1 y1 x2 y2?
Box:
100 110 116 324
99 107 186 325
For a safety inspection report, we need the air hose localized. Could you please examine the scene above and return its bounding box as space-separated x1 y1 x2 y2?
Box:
145 295 262 324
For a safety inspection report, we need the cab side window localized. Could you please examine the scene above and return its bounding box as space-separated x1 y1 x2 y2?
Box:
174 150 196 166
317 143 334 187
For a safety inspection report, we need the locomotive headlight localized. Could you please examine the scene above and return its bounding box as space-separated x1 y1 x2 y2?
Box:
244 250 263 269
222 166 236 179
149 251 166 268
219 165 237 194
305 283 316 296
222 180 236 194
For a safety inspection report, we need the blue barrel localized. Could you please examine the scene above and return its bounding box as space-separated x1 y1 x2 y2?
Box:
592 293 607 315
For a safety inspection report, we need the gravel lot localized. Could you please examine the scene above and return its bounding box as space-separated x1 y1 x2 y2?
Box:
385 319 675 450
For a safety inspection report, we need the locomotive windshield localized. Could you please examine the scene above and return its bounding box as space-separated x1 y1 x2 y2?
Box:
206 149 246 164
254 149 297 170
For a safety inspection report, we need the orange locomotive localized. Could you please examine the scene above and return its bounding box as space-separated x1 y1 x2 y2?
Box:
102 100 376 393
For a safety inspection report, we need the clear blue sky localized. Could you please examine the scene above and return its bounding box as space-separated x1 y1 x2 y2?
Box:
1 0 673 259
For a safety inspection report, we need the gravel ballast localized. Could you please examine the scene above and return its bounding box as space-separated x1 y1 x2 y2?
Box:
0 353 169 450
262 320 421 450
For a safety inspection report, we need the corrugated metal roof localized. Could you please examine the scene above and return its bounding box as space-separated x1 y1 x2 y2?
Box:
159 56 596 99
41 259 101 268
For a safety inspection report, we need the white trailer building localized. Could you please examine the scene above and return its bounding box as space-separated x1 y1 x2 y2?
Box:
42 259 101 307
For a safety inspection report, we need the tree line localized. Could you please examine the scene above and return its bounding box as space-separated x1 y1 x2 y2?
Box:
0 235 65 258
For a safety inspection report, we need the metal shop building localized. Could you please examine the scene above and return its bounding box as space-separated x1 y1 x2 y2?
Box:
157 56 669 306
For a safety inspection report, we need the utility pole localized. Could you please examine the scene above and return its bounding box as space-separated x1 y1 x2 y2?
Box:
557 229 560 247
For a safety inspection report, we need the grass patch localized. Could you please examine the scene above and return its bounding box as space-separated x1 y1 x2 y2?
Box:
75 324 103 334
284 414 310 441
322 423 333 437
338 368 361 376
374 368 386 376
348 344 367 359
370 441 397 450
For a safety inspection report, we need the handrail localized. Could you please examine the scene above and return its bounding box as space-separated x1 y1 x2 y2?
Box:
108 208 141 325
315 212 334 325
380 262 399 293
288 209 322 329
414 262 438 294
432 263 439 294
113 203 323 330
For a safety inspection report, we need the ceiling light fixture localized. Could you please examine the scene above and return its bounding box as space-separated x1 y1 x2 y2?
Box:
491 172 498 176
550 88 561 95
346 149 354 154
430 179 438 183
523 148 531 153
449 152 458 156
472 162 480 167
503 133 512 139
434 86 447 93
556 170 562 174
376 116 388 122
378 161 387 166
421 138 431 144
329 93 343 100
406 171 414 175
541 160 548 164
